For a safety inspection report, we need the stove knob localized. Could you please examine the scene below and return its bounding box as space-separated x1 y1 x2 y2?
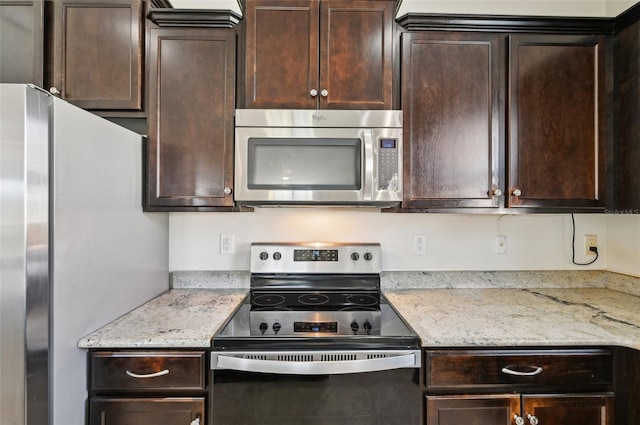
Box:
364 252 373 261
259 251 269 261
350 252 359 261
350 321 359 335
272 322 281 334
363 321 372 335
259 322 268 334
273 251 282 261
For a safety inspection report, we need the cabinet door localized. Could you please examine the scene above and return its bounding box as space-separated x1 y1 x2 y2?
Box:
89 397 204 425
426 394 521 425
508 34 607 210
521 393 614 425
402 32 504 208
613 19 640 212
0 0 44 86
48 0 143 111
146 27 236 210
244 0 319 109
320 0 393 109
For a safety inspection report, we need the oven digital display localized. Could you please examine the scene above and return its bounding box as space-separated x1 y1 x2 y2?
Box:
294 322 338 333
293 249 338 262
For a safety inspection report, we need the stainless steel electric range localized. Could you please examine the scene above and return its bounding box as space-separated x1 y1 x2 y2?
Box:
210 243 421 425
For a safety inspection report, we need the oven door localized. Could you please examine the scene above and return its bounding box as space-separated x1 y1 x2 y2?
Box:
210 350 421 425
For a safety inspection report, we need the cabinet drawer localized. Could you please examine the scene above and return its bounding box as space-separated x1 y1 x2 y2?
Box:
91 351 206 391
425 349 613 391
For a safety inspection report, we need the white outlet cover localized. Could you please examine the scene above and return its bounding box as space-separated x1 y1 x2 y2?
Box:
496 235 507 254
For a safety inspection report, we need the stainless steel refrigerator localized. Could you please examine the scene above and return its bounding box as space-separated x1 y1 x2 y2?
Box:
0 84 170 425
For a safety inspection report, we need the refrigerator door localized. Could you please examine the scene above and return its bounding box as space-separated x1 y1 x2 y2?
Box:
0 84 51 425
49 91 169 425
1 83 169 425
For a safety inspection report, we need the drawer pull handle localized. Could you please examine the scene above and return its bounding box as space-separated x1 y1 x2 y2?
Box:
125 369 169 379
501 365 543 376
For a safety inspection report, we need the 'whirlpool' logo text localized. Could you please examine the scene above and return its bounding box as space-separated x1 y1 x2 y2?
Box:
312 113 327 122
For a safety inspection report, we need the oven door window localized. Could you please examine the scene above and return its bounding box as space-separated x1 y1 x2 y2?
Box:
247 138 361 190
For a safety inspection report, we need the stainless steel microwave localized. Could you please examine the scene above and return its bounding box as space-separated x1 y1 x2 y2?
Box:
234 109 403 207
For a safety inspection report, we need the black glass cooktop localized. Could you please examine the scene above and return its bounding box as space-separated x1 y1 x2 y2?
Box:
213 294 420 350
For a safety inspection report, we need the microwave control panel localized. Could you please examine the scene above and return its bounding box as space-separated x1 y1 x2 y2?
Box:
378 138 398 190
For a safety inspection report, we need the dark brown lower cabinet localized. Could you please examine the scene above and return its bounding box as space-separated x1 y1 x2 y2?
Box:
426 394 520 424
424 348 614 425
88 351 207 425
89 398 204 425
426 393 613 425
522 394 613 424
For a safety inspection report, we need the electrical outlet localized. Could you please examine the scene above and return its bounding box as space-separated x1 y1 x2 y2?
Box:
496 235 507 254
413 235 426 255
220 234 235 255
584 234 597 256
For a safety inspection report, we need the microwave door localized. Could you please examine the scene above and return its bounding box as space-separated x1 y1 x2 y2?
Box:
235 128 368 204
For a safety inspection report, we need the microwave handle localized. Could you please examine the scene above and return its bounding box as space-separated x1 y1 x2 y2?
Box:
363 129 374 201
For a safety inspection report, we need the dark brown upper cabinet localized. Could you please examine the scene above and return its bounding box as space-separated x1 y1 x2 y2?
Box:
402 32 505 209
508 34 608 211
46 0 144 112
244 0 394 109
145 26 236 210
0 0 44 86
614 17 640 212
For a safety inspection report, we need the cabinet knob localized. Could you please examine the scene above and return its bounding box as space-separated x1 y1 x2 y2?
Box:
512 188 522 197
514 415 525 425
493 189 503 197
527 414 539 425
190 417 201 425
321 89 328 97
310 89 318 97
223 187 232 195
49 87 61 95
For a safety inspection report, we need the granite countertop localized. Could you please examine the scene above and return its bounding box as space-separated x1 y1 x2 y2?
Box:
78 287 640 351
78 289 247 348
386 288 640 350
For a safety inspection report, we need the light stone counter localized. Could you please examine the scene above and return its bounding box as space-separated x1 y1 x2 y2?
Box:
78 289 247 348
79 282 640 350
385 288 640 350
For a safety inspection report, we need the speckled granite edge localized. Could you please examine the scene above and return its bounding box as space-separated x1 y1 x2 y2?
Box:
381 270 608 290
385 287 640 350
171 271 250 289
607 272 640 297
170 269 640 297
78 289 247 348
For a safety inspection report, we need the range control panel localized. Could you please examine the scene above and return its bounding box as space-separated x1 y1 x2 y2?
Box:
250 243 382 274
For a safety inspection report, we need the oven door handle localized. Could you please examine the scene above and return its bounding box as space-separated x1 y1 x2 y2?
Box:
212 350 420 375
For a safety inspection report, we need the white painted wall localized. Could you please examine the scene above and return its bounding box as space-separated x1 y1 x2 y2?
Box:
168 0 637 18
165 0 639 276
397 0 608 17
607 215 640 277
170 210 608 272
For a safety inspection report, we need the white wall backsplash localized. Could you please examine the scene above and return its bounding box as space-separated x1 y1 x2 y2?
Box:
169 210 608 272
607 214 640 277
